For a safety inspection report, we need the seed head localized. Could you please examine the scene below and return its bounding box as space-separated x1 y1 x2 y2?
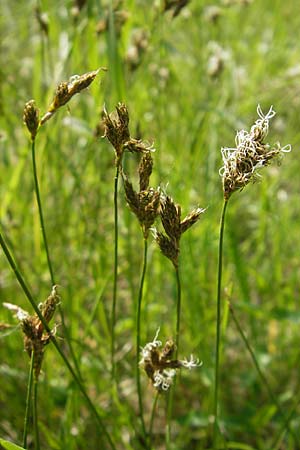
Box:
23 100 40 140
103 102 130 166
220 105 291 200
140 328 201 392
3 286 60 379
40 69 102 125
154 195 205 267
123 172 160 239
139 151 154 191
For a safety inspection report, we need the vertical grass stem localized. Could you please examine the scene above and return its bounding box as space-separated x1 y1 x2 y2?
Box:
23 351 34 449
213 199 228 446
111 165 119 380
136 238 148 439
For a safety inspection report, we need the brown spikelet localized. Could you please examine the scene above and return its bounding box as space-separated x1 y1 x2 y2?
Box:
39 285 60 323
123 174 140 216
103 102 130 166
123 171 160 239
139 151 153 191
4 286 60 380
180 208 206 234
160 196 181 241
23 100 40 140
40 69 102 125
123 138 154 155
154 230 179 268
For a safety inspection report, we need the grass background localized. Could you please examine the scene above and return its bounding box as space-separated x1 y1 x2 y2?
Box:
1 1 300 449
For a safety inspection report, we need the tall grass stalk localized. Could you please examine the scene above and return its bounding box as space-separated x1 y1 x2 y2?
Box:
166 264 182 449
31 139 82 380
31 139 54 284
33 367 40 450
148 392 159 449
175 266 182 354
111 165 120 380
0 232 117 450
229 303 299 446
23 351 34 449
136 238 148 439
213 198 228 446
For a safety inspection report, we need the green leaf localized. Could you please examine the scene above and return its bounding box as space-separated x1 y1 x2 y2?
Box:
0 438 25 450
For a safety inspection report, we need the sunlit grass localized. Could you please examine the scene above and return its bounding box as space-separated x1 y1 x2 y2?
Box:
1 1 300 449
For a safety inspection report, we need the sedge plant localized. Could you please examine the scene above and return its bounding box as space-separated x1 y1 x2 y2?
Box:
213 105 291 447
23 69 102 381
153 194 205 446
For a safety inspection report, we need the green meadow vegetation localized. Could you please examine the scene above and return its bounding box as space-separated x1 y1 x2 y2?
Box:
1 1 300 449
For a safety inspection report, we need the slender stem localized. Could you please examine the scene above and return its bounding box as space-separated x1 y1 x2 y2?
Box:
23 351 34 449
31 139 55 285
230 303 300 446
213 199 228 445
111 165 120 380
175 266 181 356
166 264 182 449
0 232 116 450
33 371 40 450
148 392 159 450
31 140 81 380
136 238 148 439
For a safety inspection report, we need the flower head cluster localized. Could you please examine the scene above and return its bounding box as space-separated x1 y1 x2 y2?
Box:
220 105 291 200
3 286 60 379
139 329 202 392
122 151 160 238
153 195 205 268
23 69 102 137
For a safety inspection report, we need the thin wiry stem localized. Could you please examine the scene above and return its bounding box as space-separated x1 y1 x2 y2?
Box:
0 232 116 450
31 139 82 380
111 165 120 380
166 264 182 449
31 139 54 284
175 266 181 355
33 370 40 450
23 351 34 449
148 391 159 450
213 199 228 446
230 303 300 447
136 238 148 439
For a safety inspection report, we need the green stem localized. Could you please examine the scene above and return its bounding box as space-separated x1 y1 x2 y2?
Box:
148 391 159 450
166 264 182 448
136 238 148 439
213 199 228 446
31 139 55 284
230 303 300 447
23 351 34 449
31 139 81 380
33 370 40 450
0 232 116 450
175 266 181 356
111 165 119 380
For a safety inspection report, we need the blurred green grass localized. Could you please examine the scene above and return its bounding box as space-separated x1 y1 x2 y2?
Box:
1 1 300 449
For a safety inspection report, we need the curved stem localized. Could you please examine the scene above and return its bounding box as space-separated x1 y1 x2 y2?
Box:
33 370 40 450
111 165 120 380
213 199 228 445
136 238 148 439
0 232 116 450
230 303 300 447
23 351 34 449
31 140 82 380
31 139 55 284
